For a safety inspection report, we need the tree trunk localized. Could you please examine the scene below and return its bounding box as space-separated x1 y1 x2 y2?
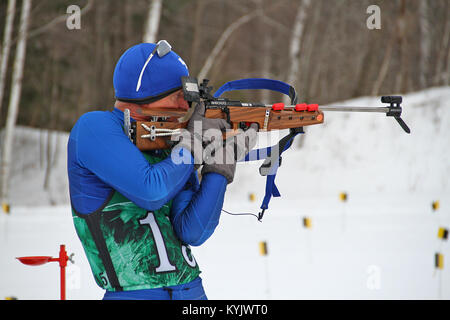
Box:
419 0 430 89
353 32 377 98
394 0 407 93
0 0 32 205
124 1 133 48
433 2 450 86
284 0 311 105
190 0 207 74
254 0 271 103
40 129 45 169
0 0 16 116
372 0 404 96
43 129 53 190
261 27 272 103
43 59 58 191
283 0 310 146
301 0 322 101
445 43 450 86
143 0 162 43
285 0 311 91
310 2 335 101
371 32 395 96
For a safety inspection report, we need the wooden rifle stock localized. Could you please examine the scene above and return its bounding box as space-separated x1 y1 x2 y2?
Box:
133 104 324 151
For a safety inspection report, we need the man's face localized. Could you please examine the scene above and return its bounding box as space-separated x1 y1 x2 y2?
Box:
148 89 189 111
143 89 190 122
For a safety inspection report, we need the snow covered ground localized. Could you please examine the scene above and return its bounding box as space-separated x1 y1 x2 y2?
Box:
0 86 449 300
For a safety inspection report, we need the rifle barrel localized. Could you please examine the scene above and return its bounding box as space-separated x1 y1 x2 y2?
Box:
318 106 390 113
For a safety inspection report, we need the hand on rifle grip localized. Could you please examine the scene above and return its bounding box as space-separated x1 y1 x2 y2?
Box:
188 102 230 132
173 102 231 169
201 123 258 184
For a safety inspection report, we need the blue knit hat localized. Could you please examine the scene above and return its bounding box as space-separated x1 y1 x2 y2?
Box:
113 42 189 103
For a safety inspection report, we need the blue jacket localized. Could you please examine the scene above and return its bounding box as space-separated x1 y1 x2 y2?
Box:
67 108 227 246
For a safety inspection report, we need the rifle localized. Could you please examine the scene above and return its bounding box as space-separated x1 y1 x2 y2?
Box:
125 77 410 220
127 77 409 150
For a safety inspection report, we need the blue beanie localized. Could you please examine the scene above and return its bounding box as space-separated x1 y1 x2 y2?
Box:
113 42 189 102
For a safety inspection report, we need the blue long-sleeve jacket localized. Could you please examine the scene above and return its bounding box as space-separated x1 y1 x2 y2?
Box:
67 108 227 246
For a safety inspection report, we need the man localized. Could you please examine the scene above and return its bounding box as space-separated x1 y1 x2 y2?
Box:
67 42 256 300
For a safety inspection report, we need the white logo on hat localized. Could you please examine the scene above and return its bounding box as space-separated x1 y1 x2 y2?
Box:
136 52 155 92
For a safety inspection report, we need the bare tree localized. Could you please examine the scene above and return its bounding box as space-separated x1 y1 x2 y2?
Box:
395 0 407 93
143 0 162 43
43 57 59 191
26 0 93 41
300 0 323 101
419 0 430 88
189 0 207 74
372 0 404 96
309 2 335 101
371 31 396 96
197 9 261 80
0 0 32 206
446 43 450 86
0 0 16 115
253 0 271 103
433 1 450 86
285 0 311 93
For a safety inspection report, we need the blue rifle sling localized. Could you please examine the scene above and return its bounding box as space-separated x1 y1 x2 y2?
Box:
213 78 303 219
